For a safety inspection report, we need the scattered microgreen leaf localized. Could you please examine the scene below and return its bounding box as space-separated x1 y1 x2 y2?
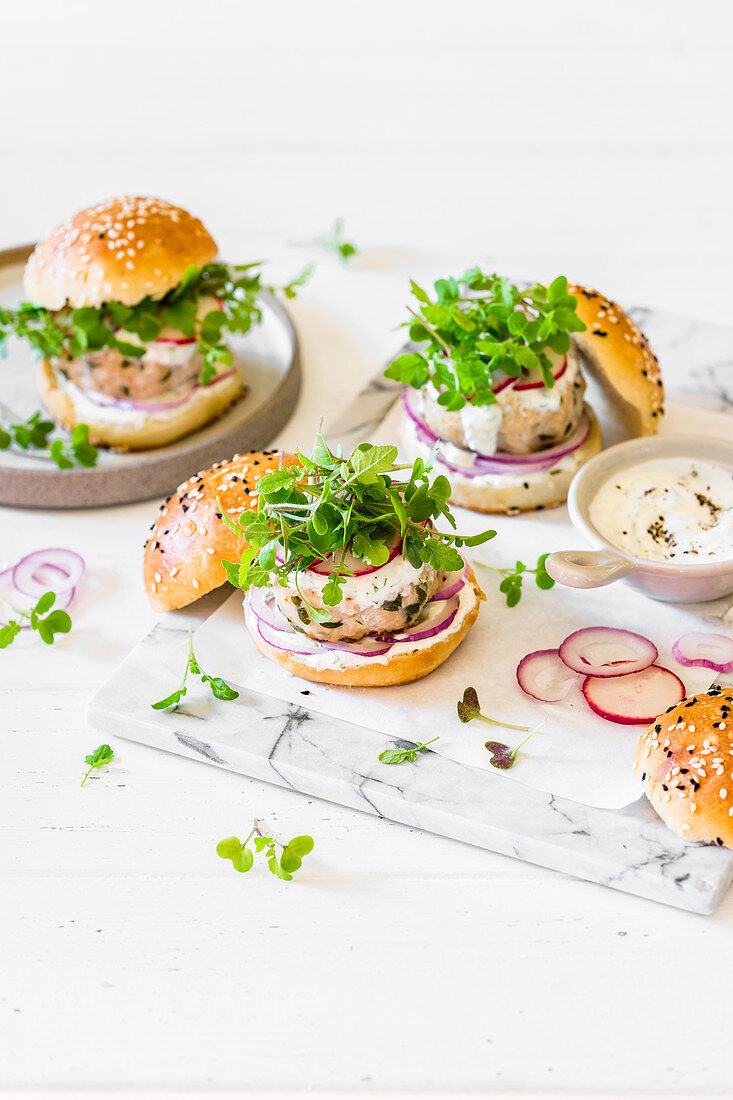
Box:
378 736 439 764
216 820 314 880
457 686 531 731
313 217 358 263
222 434 495 620
81 744 114 786
473 553 554 607
0 408 98 469
384 271 586 406
151 625 239 709
0 590 72 650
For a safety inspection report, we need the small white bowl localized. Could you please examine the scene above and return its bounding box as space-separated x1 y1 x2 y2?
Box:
546 434 733 603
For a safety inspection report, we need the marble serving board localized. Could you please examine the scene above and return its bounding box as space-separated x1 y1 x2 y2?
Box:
88 303 733 913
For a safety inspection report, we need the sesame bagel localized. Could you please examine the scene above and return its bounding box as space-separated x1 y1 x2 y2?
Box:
633 687 733 847
24 196 218 309
569 284 664 436
143 450 298 611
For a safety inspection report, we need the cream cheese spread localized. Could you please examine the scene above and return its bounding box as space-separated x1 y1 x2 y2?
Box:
589 457 733 562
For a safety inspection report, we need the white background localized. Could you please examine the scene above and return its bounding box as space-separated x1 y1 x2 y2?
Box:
2 2 733 1096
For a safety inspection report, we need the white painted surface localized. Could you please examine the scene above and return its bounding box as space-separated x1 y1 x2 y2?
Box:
2 0 733 1093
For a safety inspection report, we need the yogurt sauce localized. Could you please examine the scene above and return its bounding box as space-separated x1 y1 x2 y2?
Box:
589 457 733 563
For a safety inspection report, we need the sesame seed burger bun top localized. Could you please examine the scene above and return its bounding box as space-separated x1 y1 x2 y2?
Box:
24 195 218 311
568 284 664 437
633 687 733 848
144 449 299 612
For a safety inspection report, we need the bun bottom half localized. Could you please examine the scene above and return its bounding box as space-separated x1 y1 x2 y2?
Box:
401 404 602 514
37 359 245 451
244 570 485 687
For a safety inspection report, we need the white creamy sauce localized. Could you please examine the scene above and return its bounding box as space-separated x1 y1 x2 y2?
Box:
589 457 733 562
244 572 478 670
290 552 433 606
57 366 241 425
115 328 199 368
459 401 502 455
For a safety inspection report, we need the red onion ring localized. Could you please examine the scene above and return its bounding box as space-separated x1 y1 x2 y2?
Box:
12 548 84 598
81 366 239 413
558 627 658 678
257 618 322 655
377 596 459 643
516 649 580 702
672 632 733 673
430 561 469 602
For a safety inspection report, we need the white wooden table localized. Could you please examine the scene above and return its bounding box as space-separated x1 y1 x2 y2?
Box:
2 2 733 1095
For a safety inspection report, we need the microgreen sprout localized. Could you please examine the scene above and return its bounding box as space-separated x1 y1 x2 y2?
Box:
216 820 314 880
81 744 114 786
313 217 358 263
0 407 97 469
485 718 547 771
385 272 586 408
221 433 495 614
0 591 72 650
457 686 531 732
378 736 439 764
151 626 239 709
0 261 312 386
473 553 554 607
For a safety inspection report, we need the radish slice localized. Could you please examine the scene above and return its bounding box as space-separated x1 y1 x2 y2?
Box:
516 649 580 702
308 536 402 578
582 665 686 725
559 627 658 678
12 548 84 598
378 596 459 643
430 561 469 602
672 632 733 673
512 357 567 391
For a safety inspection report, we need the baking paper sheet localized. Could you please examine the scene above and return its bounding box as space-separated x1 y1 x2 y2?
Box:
194 398 728 810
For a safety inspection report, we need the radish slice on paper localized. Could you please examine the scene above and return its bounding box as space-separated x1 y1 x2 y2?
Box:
672 632 733 673
559 627 658 678
582 665 685 725
516 649 580 702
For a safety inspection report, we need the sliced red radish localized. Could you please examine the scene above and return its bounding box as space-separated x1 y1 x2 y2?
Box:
430 561 469 602
558 627 658 678
512 356 567 391
516 649 580 702
582 665 685 725
672 632 733 673
308 535 402 578
377 595 459 643
12 548 84 598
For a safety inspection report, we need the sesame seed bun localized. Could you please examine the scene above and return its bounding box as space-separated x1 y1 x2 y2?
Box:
37 358 245 451
401 404 603 515
569 284 664 436
245 570 485 687
24 196 218 309
633 688 733 847
144 450 299 611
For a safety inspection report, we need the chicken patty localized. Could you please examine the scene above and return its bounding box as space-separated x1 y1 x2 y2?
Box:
57 343 203 402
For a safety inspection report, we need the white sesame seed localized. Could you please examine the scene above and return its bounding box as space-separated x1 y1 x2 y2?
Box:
680 824 690 832
721 789 728 799
154 572 161 583
206 547 215 555
170 567 179 577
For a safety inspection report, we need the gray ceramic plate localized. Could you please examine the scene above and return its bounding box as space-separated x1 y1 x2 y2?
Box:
0 245 300 509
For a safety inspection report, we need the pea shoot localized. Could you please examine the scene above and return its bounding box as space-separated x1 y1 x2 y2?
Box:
81 744 114 786
385 272 586 410
314 217 358 263
0 407 97 469
473 553 555 607
151 626 239 709
221 434 496 616
0 591 72 650
216 820 314 880
378 737 439 764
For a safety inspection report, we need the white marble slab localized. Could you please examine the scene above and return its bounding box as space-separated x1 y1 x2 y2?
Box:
88 305 733 913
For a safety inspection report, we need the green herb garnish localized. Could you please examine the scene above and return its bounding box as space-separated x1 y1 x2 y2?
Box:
314 217 358 263
0 591 72 650
485 719 547 771
457 687 530 731
221 434 495 612
385 272 585 410
378 736 439 764
473 553 554 607
151 625 239 709
81 744 114 786
0 408 98 469
0 261 312 385
216 821 314 880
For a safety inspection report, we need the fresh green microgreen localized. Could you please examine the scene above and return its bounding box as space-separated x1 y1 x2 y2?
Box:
216 820 314 880
221 434 495 618
378 736 439 764
457 686 531 732
473 553 554 608
0 407 98 469
384 271 586 407
313 217 358 263
0 261 312 386
151 625 239 709
81 744 114 786
0 590 72 650
485 718 547 771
